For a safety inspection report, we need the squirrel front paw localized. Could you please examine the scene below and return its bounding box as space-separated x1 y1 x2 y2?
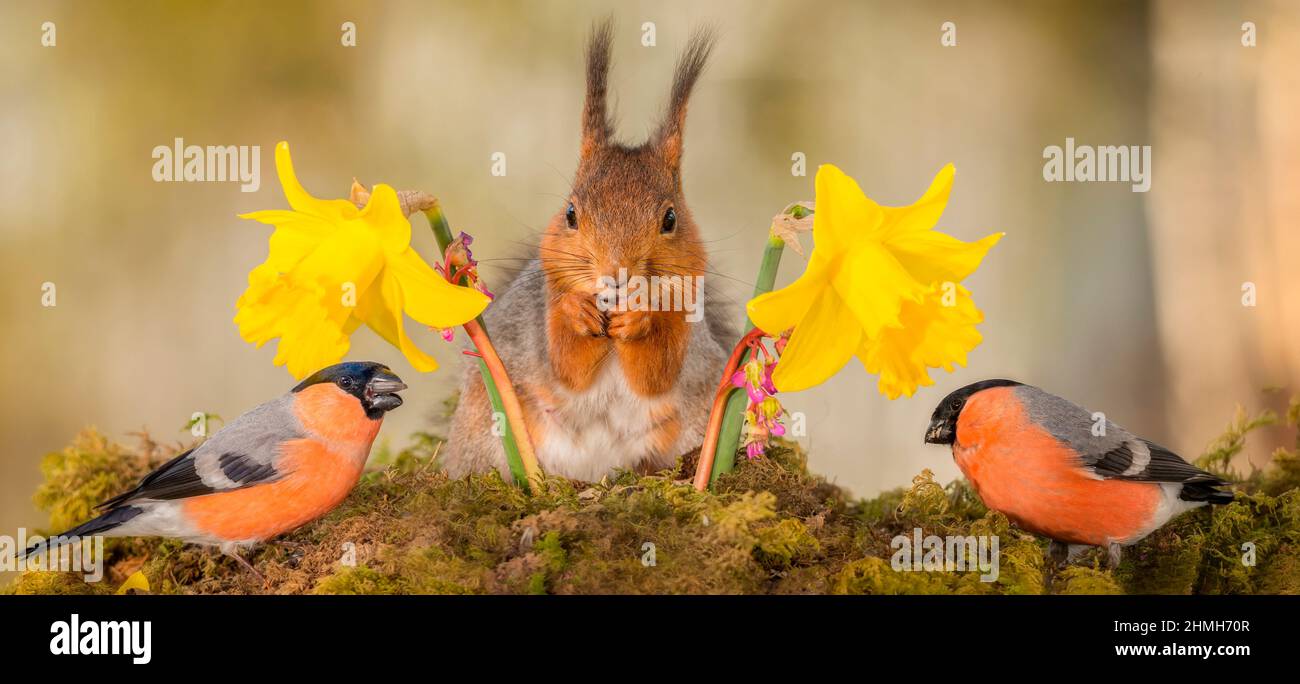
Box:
607 308 653 341
557 291 609 337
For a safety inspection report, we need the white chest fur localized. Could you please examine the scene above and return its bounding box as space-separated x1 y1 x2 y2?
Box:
536 359 673 481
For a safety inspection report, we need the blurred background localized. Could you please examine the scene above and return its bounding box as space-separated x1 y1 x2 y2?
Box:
2 0 1297 535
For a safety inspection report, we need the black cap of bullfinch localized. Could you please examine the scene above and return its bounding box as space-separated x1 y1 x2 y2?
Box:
20 361 407 576
294 361 407 419
924 379 1233 562
925 378 1023 445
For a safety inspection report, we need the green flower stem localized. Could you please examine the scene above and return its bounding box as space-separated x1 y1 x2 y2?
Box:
424 205 537 490
693 327 770 492
709 233 786 487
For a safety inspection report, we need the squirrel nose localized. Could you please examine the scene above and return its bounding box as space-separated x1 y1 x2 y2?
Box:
609 257 645 277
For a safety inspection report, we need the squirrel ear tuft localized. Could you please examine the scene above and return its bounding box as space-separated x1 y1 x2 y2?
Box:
582 18 615 157
656 26 717 169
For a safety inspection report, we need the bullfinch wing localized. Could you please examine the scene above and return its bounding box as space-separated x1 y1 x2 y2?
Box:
97 394 305 508
1017 385 1226 485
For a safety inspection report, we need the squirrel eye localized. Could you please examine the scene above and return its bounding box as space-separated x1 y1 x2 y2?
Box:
661 207 677 234
565 203 577 229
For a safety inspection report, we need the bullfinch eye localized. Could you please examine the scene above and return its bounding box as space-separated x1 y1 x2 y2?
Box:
339 377 355 391
565 203 577 229
661 207 676 234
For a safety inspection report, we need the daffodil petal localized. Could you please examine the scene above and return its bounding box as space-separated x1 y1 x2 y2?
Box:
239 210 338 272
770 285 862 393
356 268 439 373
358 184 413 255
342 314 364 335
812 164 883 253
115 570 150 595
875 164 955 241
389 248 490 329
290 226 386 326
832 240 926 337
746 253 834 336
275 302 353 379
235 271 351 380
273 141 360 221
886 230 1003 286
234 266 294 346
859 284 984 399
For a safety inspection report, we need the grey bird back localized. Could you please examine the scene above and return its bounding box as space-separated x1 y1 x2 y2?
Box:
194 393 305 471
98 393 306 508
1013 384 1221 484
1015 385 1134 459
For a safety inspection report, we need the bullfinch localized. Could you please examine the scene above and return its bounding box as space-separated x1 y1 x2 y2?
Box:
925 379 1233 567
21 361 406 579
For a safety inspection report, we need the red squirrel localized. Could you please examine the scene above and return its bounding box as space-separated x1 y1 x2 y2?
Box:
444 21 731 481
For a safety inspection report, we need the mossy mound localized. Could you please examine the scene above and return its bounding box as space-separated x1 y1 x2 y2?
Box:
8 398 1300 595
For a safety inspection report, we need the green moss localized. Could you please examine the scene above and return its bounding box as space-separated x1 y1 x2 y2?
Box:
5 571 110 595
1257 397 1300 496
10 399 1300 595
897 469 951 523
971 512 1046 595
1252 542 1300 594
315 566 401 595
33 429 153 534
1057 566 1124 595
754 519 821 569
1196 405 1278 480
834 557 950 594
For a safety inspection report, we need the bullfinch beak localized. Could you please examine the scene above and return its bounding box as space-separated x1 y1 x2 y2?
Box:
365 370 407 413
924 418 952 445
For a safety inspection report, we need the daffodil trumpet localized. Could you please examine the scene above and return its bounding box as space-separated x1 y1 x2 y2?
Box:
423 205 542 490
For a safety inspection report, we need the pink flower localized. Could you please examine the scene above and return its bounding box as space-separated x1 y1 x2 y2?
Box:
730 340 790 461
434 230 493 335
761 365 777 395
446 232 475 270
774 331 790 356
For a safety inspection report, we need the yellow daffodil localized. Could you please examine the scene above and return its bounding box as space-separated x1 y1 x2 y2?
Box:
746 164 1002 398
235 142 490 379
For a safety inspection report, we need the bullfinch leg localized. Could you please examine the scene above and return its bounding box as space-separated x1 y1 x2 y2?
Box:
221 544 265 584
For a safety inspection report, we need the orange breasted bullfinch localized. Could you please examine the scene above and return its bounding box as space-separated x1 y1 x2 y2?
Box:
20 361 406 578
925 379 1233 567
